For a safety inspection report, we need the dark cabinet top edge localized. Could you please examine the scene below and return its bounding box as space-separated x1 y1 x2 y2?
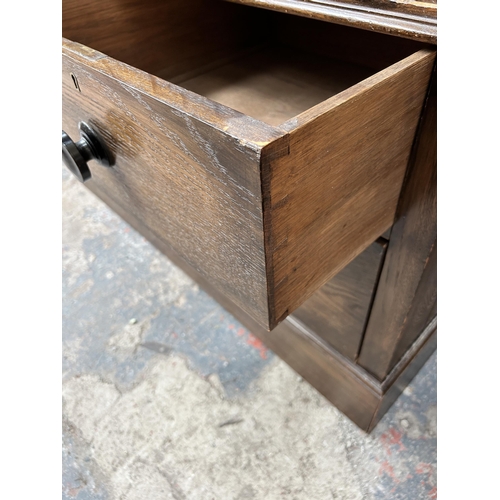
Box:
225 0 437 44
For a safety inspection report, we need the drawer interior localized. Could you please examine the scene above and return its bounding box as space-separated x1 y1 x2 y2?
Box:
178 46 373 126
63 0 425 127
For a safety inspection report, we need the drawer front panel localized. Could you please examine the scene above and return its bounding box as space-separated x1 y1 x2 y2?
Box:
62 44 280 324
292 240 387 360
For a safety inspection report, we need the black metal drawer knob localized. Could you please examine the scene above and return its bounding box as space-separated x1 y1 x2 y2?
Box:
62 122 113 182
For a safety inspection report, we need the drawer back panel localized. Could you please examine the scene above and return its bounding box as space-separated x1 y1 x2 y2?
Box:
272 13 427 71
63 0 427 83
62 0 271 82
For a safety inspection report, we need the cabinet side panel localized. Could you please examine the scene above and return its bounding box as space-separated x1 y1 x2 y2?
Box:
389 240 436 368
357 66 437 381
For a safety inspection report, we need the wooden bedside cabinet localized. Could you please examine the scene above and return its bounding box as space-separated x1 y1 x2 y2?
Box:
62 0 436 431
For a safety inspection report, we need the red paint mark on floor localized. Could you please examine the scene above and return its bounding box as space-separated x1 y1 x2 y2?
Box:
171 332 178 339
415 463 436 495
228 324 235 330
381 428 406 454
124 227 130 233
67 488 80 498
246 333 268 359
416 463 434 475
237 328 246 337
379 461 399 482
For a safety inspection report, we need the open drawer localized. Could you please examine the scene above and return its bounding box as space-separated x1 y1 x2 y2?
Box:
62 0 435 330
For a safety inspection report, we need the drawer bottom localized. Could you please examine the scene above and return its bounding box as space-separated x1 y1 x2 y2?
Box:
179 45 373 127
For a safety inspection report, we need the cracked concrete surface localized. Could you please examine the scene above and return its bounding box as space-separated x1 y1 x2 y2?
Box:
62 168 437 499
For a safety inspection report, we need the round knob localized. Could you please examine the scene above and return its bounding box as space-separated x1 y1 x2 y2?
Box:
62 122 113 182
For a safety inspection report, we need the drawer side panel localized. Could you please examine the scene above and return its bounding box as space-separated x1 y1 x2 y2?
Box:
263 49 436 327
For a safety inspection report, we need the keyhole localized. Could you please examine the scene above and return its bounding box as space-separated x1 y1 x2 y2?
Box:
70 73 81 92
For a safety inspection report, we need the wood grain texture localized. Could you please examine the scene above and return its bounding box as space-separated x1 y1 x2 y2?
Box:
62 0 268 83
225 0 437 43
69 139 436 433
273 10 427 72
63 5 435 330
180 45 374 126
369 318 437 431
264 317 381 430
358 66 437 380
62 1 438 429
389 239 436 366
293 240 387 360
262 49 436 327
63 39 283 326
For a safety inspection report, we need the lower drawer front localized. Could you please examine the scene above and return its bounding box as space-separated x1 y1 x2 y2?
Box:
292 240 387 361
62 1 435 330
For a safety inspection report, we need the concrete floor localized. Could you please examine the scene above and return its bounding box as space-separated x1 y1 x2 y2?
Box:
62 168 437 500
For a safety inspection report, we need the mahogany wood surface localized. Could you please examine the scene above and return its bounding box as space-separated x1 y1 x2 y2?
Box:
292 240 387 360
357 66 437 381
